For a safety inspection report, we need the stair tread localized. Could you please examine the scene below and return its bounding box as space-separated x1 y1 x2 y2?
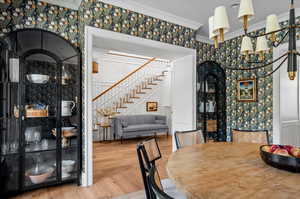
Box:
148 83 158 85
142 87 152 89
136 92 146 94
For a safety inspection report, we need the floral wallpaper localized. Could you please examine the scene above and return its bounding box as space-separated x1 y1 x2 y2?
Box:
213 35 274 140
77 0 198 49
0 0 80 46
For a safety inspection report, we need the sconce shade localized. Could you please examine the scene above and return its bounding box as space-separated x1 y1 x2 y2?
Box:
238 0 254 20
213 6 230 34
241 36 253 54
209 16 218 39
266 14 280 33
256 36 269 53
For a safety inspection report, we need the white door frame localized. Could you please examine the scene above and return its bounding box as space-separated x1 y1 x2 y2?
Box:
82 26 197 186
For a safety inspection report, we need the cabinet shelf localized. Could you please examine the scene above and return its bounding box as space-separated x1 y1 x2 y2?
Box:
25 148 57 154
0 152 20 157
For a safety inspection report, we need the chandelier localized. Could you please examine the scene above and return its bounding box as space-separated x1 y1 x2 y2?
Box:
209 0 298 80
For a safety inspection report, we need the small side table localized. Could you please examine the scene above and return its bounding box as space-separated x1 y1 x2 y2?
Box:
97 123 111 142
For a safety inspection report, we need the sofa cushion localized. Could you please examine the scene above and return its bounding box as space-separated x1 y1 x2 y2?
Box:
126 115 156 125
155 120 165 124
123 124 168 133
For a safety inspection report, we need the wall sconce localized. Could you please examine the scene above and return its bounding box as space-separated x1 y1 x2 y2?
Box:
93 61 99 74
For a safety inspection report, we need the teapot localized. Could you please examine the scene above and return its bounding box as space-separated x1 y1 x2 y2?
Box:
61 101 75 116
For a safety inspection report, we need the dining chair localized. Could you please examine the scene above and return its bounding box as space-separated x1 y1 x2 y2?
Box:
137 137 162 199
175 130 205 149
231 129 269 144
137 137 187 199
148 165 174 199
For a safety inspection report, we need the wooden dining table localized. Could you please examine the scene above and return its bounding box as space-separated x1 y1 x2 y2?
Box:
167 142 300 199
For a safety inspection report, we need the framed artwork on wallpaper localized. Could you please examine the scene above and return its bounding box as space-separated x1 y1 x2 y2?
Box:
146 102 158 112
237 78 257 102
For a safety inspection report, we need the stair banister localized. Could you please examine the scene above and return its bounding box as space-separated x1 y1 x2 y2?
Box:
92 57 156 102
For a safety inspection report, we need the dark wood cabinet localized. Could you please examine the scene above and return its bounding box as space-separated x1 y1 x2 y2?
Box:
0 29 82 197
197 61 226 142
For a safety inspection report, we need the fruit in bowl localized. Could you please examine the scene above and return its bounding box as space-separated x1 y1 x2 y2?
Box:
262 144 300 158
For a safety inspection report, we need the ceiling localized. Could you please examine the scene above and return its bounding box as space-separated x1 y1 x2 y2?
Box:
92 32 194 60
126 0 300 37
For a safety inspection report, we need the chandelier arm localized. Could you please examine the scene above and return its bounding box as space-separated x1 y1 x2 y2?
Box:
225 53 288 71
271 30 290 48
258 56 288 78
244 27 289 39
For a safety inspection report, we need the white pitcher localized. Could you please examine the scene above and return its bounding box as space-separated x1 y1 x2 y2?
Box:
207 100 215 113
62 101 75 116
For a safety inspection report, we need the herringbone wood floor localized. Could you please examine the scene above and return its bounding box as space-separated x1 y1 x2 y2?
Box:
13 136 172 199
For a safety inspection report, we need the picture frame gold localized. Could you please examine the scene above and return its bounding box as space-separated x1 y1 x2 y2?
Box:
146 102 158 112
237 78 257 102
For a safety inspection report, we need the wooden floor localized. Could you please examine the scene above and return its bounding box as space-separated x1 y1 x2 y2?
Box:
13 136 172 199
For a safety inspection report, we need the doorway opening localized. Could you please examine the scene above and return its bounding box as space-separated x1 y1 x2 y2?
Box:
83 26 196 197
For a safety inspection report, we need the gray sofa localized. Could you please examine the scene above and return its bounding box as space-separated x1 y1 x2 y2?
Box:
112 115 169 142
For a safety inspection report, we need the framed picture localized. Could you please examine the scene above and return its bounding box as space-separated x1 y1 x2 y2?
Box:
146 102 158 112
237 78 257 102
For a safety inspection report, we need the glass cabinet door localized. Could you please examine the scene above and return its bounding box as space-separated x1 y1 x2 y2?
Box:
60 56 80 182
1 47 21 194
21 52 59 188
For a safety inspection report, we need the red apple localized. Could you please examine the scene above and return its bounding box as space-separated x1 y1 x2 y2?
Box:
283 145 293 153
270 145 280 153
273 148 291 157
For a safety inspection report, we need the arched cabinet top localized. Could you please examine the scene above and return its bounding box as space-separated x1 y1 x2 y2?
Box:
197 61 225 80
4 29 80 64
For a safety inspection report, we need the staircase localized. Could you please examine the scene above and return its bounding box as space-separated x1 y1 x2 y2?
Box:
92 57 169 126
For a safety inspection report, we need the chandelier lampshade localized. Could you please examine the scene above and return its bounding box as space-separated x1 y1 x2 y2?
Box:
238 0 254 30
213 6 230 43
256 36 269 60
209 16 219 48
241 36 253 59
266 14 281 41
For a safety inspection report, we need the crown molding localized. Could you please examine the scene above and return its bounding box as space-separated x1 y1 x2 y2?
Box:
224 8 300 40
99 0 202 30
196 34 212 44
39 0 81 10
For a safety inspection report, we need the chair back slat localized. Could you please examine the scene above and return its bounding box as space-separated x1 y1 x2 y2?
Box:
232 129 269 144
143 138 162 162
175 130 204 149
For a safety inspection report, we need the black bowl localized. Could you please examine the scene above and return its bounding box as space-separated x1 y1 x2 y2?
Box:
260 145 300 173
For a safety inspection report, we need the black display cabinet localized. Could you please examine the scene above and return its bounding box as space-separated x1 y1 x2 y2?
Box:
197 61 226 142
0 29 82 197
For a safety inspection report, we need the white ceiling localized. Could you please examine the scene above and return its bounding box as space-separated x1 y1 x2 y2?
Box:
124 0 300 37
92 27 195 60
